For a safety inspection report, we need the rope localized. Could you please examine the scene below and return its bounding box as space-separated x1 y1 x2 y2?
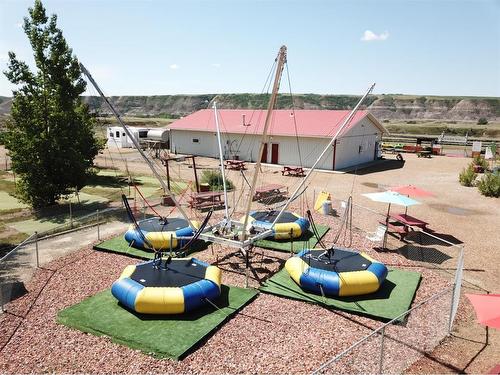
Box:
306 209 327 249
332 195 353 248
285 62 303 168
132 184 162 217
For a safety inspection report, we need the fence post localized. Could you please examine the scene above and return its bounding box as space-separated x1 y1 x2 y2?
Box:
97 209 100 241
69 200 73 229
378 327 385 374
35 231 40 268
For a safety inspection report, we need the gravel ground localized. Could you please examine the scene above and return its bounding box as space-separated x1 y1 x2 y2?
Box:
0 206 454 374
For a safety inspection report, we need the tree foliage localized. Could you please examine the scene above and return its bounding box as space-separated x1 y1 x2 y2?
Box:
4 0 102 207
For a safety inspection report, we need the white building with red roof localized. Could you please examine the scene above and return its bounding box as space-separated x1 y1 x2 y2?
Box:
168 109 387 170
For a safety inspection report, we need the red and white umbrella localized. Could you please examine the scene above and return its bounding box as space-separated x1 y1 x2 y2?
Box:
390 185 434 214
466 293 500 330
391 185 435 198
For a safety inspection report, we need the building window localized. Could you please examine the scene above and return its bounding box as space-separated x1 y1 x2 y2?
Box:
115 131 120 137
192 138 199 143
138 130 148 138
122 132 126 137
109 132 113 137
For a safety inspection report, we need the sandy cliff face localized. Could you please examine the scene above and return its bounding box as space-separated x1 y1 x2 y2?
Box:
0 94 498 121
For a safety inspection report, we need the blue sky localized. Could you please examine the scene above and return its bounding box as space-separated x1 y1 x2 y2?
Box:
0 0 499 97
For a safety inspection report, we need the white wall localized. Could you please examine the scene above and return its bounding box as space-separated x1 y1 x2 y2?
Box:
170 115 382 170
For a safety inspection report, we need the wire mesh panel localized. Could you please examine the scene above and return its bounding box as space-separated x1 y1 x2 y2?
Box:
449 248 464 332
313 331 383 374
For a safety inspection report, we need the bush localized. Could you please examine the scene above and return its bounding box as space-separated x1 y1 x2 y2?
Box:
477 173 500 197
406 120 417 124
472 155 489 170
477 117 488 125
459 165 477 187
201 170 234 191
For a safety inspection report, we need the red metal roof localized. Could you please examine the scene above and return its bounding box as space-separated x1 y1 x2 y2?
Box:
168 109 381 138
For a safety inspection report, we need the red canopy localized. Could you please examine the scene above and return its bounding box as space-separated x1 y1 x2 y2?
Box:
391 185 435 197
466 294 500 329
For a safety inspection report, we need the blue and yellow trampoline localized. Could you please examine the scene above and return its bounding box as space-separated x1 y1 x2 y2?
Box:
124 217 199 251
242 210 310 240
111 257 222 314
285 248 388 297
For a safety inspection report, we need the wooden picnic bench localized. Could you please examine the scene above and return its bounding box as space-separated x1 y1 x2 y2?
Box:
253 184 288 202
282 166 305 177
225 159 246 170
417 150 432 158
189 191 224 210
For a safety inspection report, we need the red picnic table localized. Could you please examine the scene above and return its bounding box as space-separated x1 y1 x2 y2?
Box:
225 159 246 170
282 166 305 177
253 184 288 202
189 191 224 210
390 213 429 230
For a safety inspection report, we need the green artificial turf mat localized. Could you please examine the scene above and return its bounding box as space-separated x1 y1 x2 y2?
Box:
94 233 209 260
254 225 330 253
260 267 421 322
57 286 258 359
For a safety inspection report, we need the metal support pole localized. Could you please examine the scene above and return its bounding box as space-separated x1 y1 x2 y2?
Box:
143 199 146 220
97 209 100 241
213 102 230 223
378 327 385 374
35 231 39 268
192 156 200 193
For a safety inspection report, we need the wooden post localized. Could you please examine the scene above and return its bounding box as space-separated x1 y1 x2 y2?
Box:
192 156 200 193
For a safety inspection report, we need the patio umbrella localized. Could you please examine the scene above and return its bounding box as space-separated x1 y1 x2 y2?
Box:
391 185 435 198
466 294 500 330
390 185 434 214
362 190 421 220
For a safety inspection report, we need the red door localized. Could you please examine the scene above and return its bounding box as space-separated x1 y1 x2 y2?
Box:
271 143 279 164
261 143 268 163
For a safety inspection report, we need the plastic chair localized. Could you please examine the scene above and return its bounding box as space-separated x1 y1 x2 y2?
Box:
366 224 387 243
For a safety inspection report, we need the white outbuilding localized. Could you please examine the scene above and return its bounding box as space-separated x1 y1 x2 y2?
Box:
168 109 387 171
107 126 169 148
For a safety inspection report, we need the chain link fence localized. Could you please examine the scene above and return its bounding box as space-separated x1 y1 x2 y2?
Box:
311 198 465 374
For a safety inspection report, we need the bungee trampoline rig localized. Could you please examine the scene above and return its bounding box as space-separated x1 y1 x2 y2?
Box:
81 45 384 315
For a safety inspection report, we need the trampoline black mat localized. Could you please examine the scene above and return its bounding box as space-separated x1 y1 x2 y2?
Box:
300 248 372 273
251 210 298 224
130 259 206 287
137 217 189 233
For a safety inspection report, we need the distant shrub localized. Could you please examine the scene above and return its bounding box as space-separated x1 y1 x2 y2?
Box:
459 165 477 187
406 120 417 124
477 173 500 197
382 119 390 123
477 117 488 125
0 131 5 145
201 170 234 191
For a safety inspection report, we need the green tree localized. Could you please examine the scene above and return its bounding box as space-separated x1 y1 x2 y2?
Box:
4 0 102 208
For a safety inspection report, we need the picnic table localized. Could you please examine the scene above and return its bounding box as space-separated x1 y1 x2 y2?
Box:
189 191 224 210
225 159 246 170
282 166 305 177
253 184 288 202
391 213 429 230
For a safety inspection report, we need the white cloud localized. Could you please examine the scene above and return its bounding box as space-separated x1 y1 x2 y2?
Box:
361 30 389 42
169 64 179 70
211 63 221 68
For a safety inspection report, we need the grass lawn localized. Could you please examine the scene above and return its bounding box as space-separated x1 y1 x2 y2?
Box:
260 267 421 322
0 191 29 210
57 285 258 359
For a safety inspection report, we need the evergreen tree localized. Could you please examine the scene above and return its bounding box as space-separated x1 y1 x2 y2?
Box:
4 0 102 208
